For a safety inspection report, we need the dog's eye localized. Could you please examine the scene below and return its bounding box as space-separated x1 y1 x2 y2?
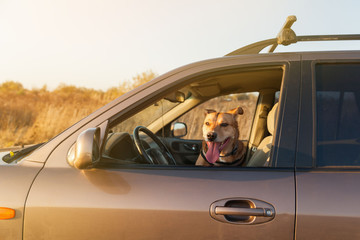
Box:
205 122 210 126
220 123 229 127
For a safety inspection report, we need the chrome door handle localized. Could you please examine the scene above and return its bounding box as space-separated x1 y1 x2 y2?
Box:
210 198 275 225
215 206 274 217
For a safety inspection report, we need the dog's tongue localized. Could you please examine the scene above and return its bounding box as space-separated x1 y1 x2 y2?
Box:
206 142 221 164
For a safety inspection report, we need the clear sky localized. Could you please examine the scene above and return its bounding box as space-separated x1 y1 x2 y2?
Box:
1 0 360 91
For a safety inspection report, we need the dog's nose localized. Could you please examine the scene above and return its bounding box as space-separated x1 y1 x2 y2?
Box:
207 132 217 141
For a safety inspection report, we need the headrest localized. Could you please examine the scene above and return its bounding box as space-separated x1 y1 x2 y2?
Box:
267 103 278 135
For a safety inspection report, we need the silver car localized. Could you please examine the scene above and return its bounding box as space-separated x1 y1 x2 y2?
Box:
1 16 360 240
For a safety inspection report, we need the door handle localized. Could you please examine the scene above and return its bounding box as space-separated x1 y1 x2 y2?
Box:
210 198 275 225
215 206 274 217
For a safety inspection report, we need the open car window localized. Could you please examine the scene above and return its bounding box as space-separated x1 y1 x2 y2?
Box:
101 66 284 168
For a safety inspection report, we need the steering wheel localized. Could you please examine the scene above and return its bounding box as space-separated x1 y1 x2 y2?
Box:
133 126 176 165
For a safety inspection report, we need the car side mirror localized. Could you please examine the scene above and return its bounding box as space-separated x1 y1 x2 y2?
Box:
171 122 187 138
67 127 101 169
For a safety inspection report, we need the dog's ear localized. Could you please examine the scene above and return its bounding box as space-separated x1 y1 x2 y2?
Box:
205 109 216 115
228 107 244 115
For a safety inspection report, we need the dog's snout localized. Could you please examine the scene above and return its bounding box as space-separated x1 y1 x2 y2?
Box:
207 132 217 141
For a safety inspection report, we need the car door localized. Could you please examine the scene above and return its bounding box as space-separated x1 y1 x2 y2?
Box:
23 55 300 240
162 137 202 164
295 53 360 239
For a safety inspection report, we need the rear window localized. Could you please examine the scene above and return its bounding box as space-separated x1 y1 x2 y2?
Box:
315 63 360 167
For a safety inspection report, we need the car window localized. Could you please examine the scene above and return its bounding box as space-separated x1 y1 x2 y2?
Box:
315 63 360 167
101 66 285 168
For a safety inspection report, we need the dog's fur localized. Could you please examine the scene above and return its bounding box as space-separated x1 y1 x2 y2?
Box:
195 107 246 166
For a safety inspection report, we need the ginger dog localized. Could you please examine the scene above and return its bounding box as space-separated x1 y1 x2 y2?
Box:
195 107 246 166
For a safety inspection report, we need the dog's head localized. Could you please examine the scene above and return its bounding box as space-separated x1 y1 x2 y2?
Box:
202 107 243 163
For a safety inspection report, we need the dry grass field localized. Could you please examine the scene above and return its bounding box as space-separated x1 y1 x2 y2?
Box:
0 71 155 148
0 82 112 147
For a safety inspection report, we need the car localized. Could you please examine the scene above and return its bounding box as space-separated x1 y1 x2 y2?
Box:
1 15 360 240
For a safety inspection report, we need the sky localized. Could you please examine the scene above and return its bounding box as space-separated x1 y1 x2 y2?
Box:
1 0 360 91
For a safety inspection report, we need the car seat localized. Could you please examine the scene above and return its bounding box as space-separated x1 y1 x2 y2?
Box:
247 102 278 167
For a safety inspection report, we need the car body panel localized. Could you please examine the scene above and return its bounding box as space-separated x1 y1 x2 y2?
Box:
0 161 43 240
296 170 360 239
24 168 295 240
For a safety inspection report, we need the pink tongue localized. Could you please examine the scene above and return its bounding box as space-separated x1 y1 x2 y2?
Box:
206 142 221 164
